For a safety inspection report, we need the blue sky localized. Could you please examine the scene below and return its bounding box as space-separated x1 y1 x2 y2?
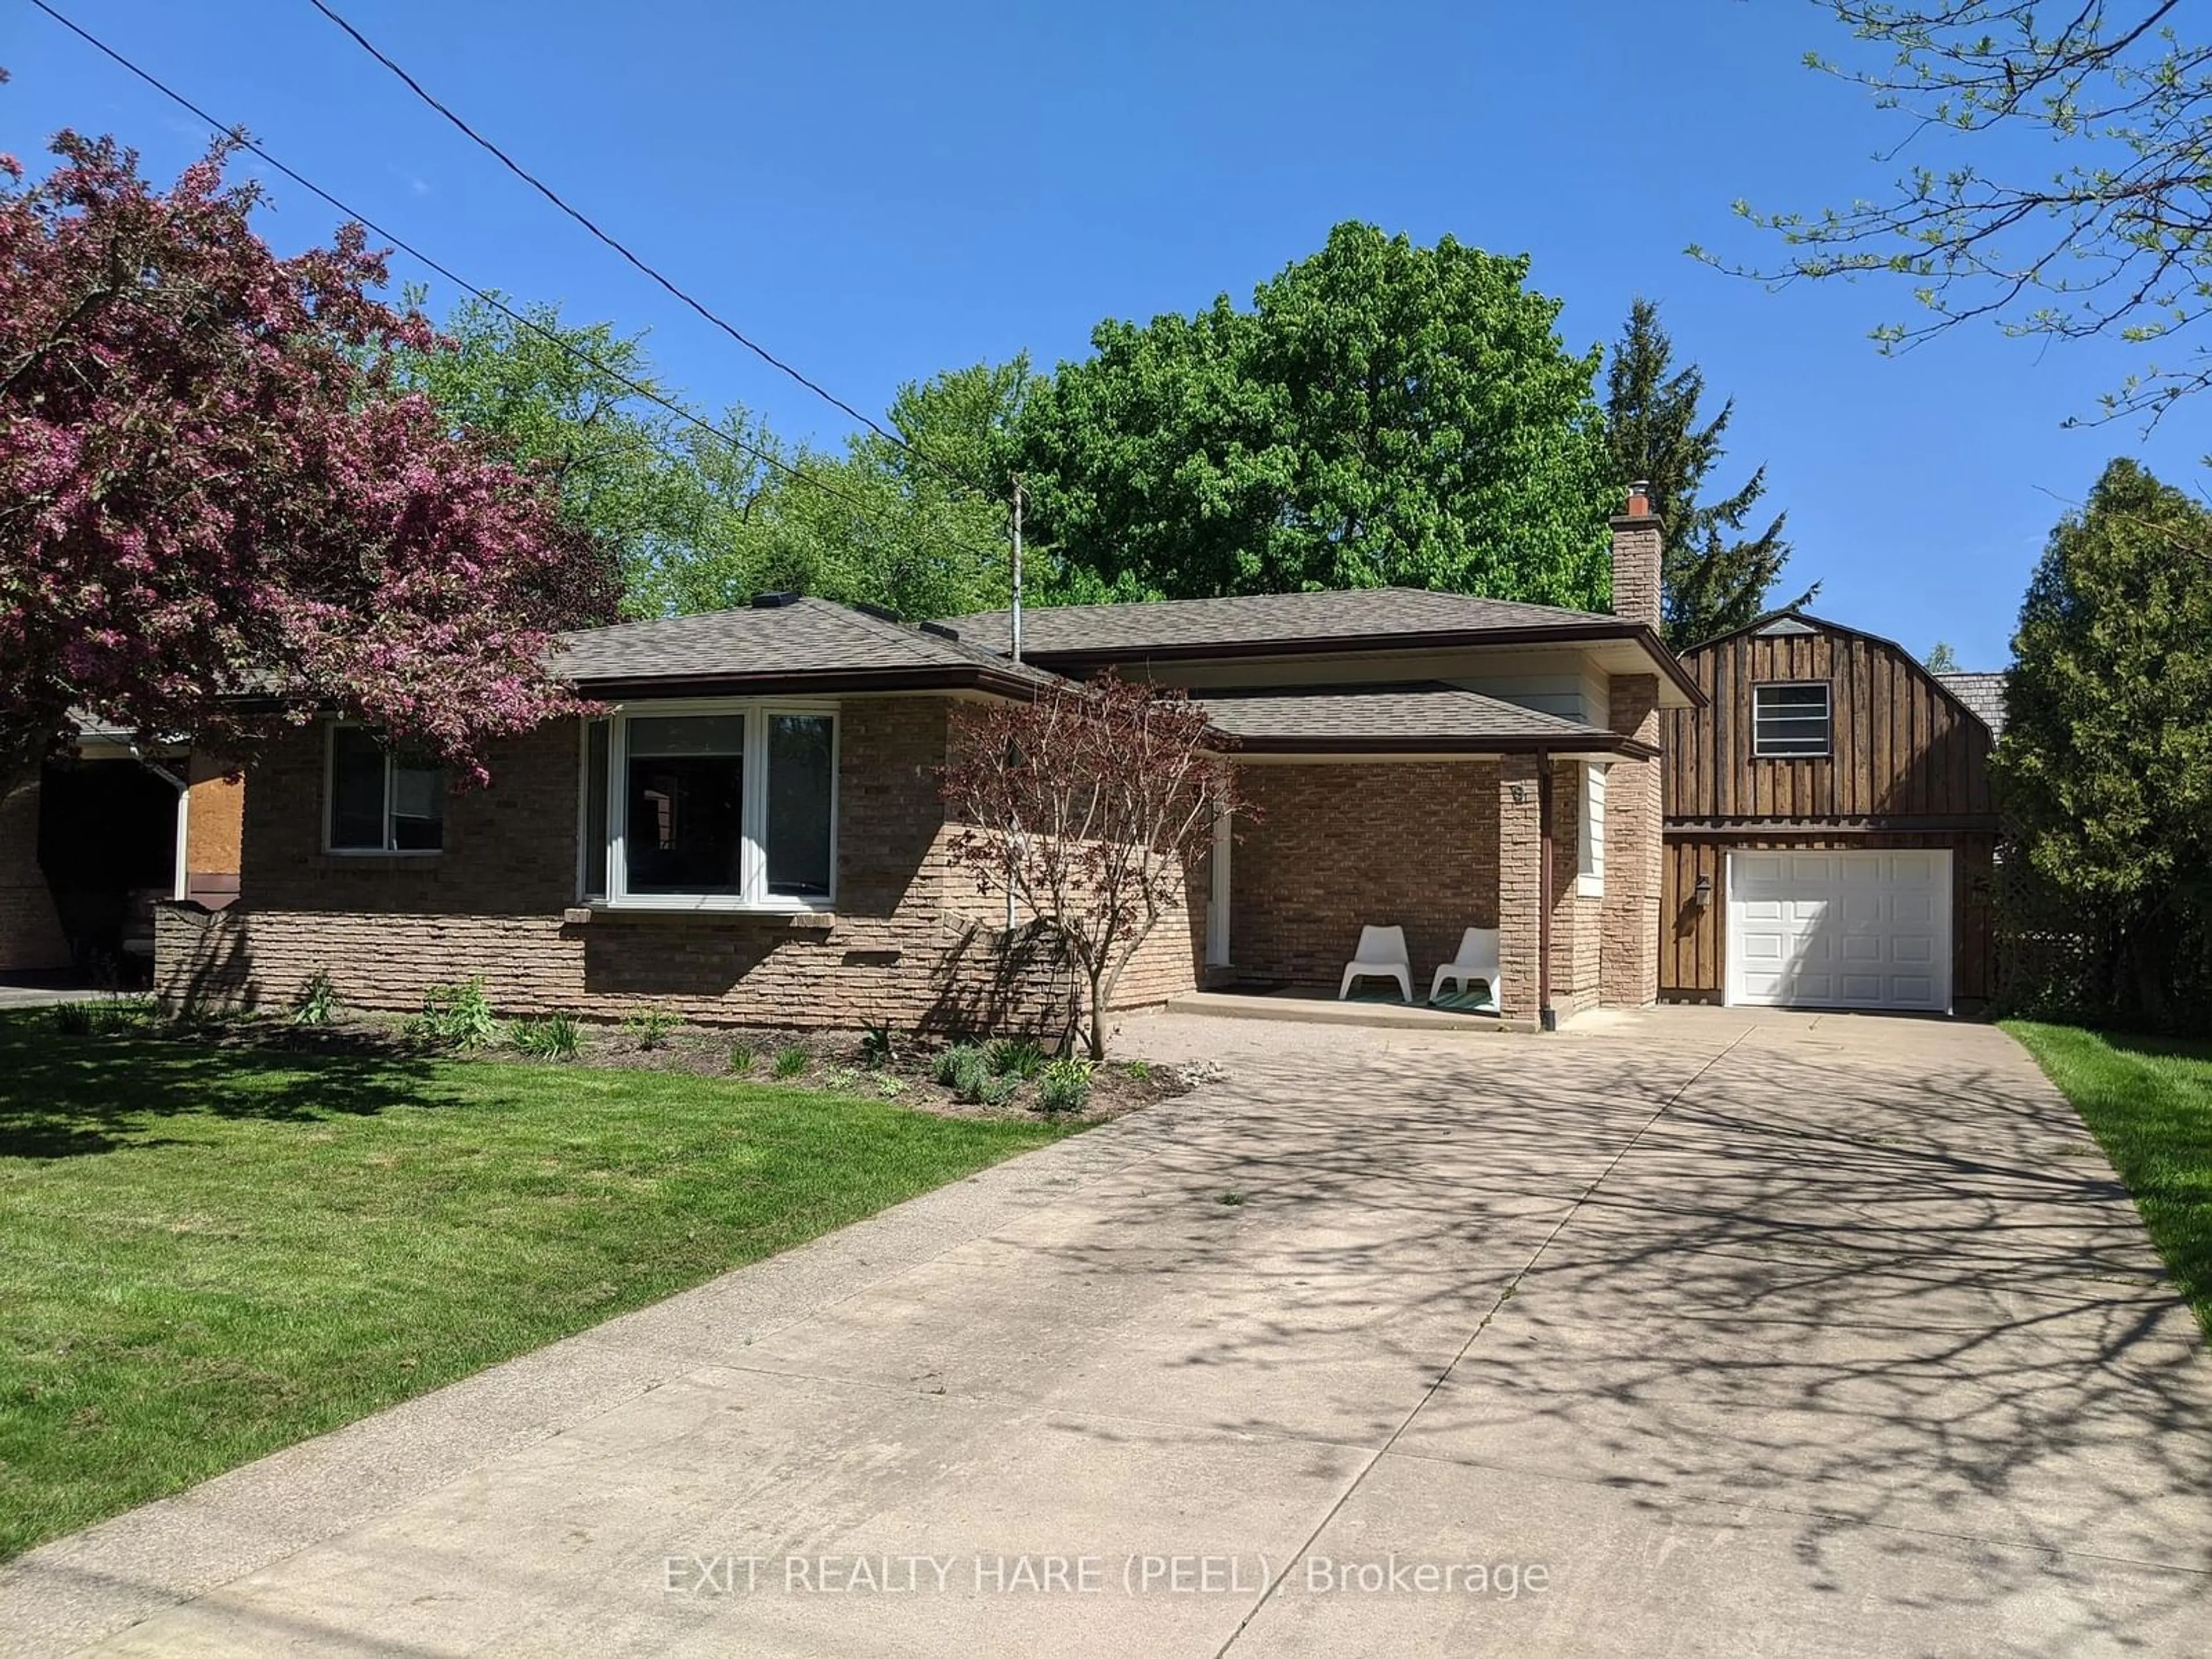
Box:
5 0 2203 666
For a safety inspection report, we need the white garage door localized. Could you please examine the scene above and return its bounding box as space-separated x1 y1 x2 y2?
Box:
1726 850 1952 1013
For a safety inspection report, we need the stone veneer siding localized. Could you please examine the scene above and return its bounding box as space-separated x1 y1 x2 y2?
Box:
156 696 1201 1034
1228 762 1501 994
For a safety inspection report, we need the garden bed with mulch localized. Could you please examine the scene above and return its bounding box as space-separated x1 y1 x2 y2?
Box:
97 999 1188 1123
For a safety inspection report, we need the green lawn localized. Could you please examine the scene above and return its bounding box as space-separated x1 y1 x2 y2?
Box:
2008 1020 2212 1339
0 1013 1076 1560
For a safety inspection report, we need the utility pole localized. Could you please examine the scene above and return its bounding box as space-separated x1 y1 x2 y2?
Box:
1009 475 1025 666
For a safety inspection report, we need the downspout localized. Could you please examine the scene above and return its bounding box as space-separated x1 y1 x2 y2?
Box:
128 744 190 903
1536 751 1555 1033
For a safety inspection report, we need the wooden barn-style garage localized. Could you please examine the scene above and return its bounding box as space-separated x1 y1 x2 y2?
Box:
1659 613 1999 1015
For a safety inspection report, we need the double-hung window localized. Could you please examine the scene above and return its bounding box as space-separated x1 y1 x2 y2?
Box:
581 702 836 910
1752 682 1832 758
327 724 444 853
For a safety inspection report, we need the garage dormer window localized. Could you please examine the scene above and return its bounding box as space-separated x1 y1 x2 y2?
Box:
1752 682 1831 758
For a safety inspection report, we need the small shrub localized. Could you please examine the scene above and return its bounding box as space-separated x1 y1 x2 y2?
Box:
773 1043 810 1080
289 970 339 1027
408 978 502 1050
980 1074 1021 1108
730 1041 758 1074
50 1002 96 1037
511 1012 582 1060
988 1038 1048 1080
934 1044 991 1103
875 1075 907 1100
1038 1058 1094 1115
859 1022 901 1069
1120 1059 1153 1081
933 1043 982 1086
624 1007 681 1051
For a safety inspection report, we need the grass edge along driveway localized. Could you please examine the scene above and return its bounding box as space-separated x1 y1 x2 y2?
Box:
2008 1020 2212 1343
0 1016 1080 1560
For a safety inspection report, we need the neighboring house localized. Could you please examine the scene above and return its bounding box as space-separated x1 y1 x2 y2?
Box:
1936 671 2008 742
0 725 242 979
1659 614 2000 1015
156 491 1700 1031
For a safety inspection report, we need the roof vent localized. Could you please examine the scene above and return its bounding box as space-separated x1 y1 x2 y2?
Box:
750 591 802 609
917 620 962 641
851 601 902 623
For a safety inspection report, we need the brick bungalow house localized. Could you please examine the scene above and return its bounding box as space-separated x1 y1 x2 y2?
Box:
156 493 1699 1031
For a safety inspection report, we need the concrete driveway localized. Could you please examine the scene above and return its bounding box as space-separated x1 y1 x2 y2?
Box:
5 1007 2210 1656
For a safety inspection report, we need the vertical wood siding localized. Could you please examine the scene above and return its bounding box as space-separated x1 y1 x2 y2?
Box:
1662 626 1994 822
1658 620 2001 1010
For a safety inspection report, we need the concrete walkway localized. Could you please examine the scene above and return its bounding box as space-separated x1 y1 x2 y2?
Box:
4 1007 2209 1656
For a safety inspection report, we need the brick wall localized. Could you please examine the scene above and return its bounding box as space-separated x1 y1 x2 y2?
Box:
0 780 70 974
1229 761 1501 994
1497 759 1540 1018
1603 673 1662 1007
1608 507 1663 631
156 696 1200 1033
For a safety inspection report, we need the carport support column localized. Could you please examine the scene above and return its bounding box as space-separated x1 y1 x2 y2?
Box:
1497 756 1548 1027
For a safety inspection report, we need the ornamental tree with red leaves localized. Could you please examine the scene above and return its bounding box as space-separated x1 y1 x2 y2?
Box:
0 110 616 789
941 674 1247 1059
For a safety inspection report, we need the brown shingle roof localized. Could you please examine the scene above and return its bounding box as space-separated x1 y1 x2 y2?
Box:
554 597 1058 695
941 587 1626 661
1199 685 1654 756
1937 671 2008 739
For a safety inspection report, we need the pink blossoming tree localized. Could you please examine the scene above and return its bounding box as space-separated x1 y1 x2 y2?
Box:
0 105 615 789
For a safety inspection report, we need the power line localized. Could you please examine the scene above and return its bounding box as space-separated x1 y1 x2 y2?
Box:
302 0 994 500
22 0 1010 589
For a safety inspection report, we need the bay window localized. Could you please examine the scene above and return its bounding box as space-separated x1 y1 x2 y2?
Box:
581 702 837 909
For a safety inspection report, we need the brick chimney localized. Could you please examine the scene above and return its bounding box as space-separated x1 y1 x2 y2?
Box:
1608 482 1662 630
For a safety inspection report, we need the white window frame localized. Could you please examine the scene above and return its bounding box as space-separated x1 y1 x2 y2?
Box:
584 699 839 912
323 721 444 857
1577 762 1606 897
1752 681 1832 759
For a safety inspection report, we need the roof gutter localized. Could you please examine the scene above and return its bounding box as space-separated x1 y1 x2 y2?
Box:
567 663 1048 703
1219 732 1659 761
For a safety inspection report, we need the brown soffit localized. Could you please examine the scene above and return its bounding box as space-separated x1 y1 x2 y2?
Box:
1028 621 1707 707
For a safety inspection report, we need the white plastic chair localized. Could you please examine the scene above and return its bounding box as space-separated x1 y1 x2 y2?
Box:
1339 925 1413 1002
1430 926 1501 1006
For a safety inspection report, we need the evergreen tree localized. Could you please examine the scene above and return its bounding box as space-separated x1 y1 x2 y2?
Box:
1603 298 1806 646
1995 459 2212 1027
1926 641 1960 673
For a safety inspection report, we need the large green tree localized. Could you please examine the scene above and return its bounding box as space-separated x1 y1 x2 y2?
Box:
1996 457 2212 1024
1012 223 1613 607
397 297 1020 622
1603 298 1805 646
637 358 1022 622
